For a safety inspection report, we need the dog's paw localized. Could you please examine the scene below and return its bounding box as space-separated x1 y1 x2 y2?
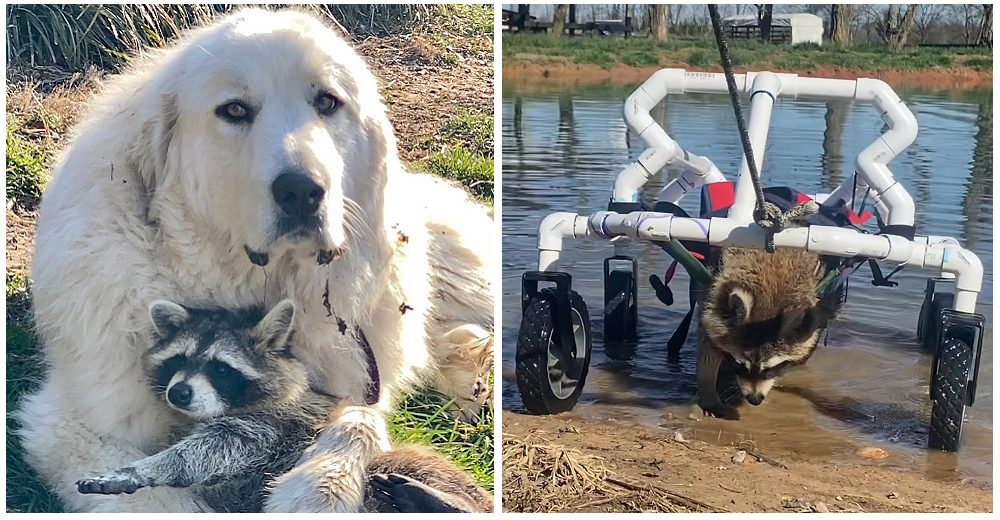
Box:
76 472 145 495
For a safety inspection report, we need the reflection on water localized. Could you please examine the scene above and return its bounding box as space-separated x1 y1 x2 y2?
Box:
501 80 993 483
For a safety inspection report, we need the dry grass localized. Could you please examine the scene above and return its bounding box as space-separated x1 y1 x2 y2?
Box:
501 434 720 513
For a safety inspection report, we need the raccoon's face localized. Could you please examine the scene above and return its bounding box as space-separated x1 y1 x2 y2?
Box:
146 299 308 419
703 284 823 406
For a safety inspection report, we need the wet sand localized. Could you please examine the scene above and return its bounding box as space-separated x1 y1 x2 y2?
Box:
502 411 993 513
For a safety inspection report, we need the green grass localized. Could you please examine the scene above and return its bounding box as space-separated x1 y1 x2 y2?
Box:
433 4 492 38
388 391 494 490
503 33 993 72
421 145 494 202
442 109 494 158
5 122 49 210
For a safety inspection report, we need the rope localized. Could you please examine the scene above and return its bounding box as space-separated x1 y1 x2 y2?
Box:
707 5 818 252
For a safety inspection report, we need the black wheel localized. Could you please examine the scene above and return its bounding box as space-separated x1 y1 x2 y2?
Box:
604 269 637 360
928 337 972 451
516 288 592 414
918 292 954 352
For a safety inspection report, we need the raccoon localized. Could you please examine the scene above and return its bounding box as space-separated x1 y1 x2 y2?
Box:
697 247 843 416
75 299 491 512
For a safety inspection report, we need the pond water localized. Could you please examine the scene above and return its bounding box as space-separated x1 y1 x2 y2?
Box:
500 79 993 484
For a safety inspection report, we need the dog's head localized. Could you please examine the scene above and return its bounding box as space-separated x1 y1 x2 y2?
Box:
140 9 397 266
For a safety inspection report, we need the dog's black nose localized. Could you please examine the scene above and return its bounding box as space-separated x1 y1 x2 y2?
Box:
167 383 193 407
746 393 764 406
271 170 324 221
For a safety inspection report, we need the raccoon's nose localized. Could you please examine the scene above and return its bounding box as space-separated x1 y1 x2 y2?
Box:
167 383 193 408
272 170 324 222
746 393 765 406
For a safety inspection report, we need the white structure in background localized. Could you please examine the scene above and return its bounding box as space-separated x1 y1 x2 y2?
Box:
722 13 824 45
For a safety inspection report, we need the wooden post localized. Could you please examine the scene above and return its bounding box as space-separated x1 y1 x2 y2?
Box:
516 4 529 31
568 4 577 37
625 3 634 37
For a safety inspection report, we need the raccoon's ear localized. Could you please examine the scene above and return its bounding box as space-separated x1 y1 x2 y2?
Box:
255 299 296 353
723 286 753 324
149 300 190 338
780 307 818 340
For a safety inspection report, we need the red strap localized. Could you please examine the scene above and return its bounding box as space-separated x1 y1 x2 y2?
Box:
663 260 679 284
706 182 735 213
846 207 873 225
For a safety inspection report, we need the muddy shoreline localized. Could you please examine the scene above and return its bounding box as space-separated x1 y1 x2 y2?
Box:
503 58 993 91
502 411 992 513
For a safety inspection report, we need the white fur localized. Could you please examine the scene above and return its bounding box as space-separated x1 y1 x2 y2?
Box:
17 8 494 512
167 374 225 420
738 377 776 399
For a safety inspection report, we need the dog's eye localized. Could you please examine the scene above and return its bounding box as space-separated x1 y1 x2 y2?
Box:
315 93 340 116
215 101 254 124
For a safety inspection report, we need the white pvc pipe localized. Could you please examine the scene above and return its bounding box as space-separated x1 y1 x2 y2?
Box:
537 212 589 271
611 69 918 231
614 69 726 203
545 209 982 313
728 72 781 223
826 79 917 228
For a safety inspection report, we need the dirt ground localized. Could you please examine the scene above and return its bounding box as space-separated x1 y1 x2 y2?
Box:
356 32 493 163
502 58 992 91
502 411 992 513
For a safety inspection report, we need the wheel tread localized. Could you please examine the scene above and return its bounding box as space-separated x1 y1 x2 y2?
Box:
928 337 971 451
515 289 591 414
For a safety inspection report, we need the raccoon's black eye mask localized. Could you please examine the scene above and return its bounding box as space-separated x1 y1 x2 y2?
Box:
733 359 796 380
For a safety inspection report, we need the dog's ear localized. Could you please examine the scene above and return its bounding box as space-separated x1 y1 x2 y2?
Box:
132 92 178 194
154 93 179 177
149 300 190 338
721 285 753 324
254 299 296 354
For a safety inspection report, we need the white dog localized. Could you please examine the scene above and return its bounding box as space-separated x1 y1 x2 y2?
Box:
17 8 495 513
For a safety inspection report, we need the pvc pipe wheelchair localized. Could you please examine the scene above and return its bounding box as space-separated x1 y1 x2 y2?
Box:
517 69 985 453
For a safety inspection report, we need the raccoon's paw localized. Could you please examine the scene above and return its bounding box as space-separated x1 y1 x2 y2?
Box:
76 470 146 495
697 398 737 420
699 404 740 420
369 473 463 513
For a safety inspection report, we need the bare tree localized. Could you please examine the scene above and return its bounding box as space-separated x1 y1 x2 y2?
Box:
552 4 568 36
880 4 919 49
957 4 979 44
978 4 992 48
830 4 854 45
650 4 670 41
912 4 944 44
755 4 774 43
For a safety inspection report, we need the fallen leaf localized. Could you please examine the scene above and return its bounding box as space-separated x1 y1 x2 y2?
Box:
857 447 889 460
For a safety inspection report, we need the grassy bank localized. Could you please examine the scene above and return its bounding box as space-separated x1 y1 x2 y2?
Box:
6 5 493 513
503 33 993 72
